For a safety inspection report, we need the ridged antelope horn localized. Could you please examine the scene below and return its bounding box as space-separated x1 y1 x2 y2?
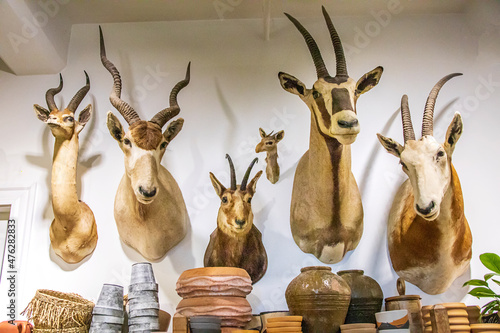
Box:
284 13 330 79
240 157 258 191
226 154 237 190
45 74 63 112
99 26 141 125
150 62 191 128
67 71 90 113
401 94 415 143
322 6 348 77
421 73 463 137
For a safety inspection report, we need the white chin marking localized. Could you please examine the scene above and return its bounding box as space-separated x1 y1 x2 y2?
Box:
137 195 154 205
335 134 357 145
420 210 439 221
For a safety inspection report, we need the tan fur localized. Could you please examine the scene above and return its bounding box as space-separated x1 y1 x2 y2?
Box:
204 168 267 284
255 129 284 184
108 114 188 261
35 106 98 264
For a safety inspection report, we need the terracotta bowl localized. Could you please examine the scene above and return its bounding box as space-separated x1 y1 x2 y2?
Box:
471 323 500 332
176 267 252 298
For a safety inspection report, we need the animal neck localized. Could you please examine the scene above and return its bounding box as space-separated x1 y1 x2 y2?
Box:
51 134 81 223
436 163 465 225
265 150 279 180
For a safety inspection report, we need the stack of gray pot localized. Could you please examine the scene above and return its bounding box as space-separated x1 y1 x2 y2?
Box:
90 284 125 333
128 262 160 332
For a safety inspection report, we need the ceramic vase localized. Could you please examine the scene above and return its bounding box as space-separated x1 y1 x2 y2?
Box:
285 266 351 333
337 270 383 324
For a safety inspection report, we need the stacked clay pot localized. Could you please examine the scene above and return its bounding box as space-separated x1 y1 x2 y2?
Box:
340 323 377 333
89 284 124 333
470 323 500 332
128 262 160 332
266 316 303 333
285 266 351 333
175 267 253 330
440 303 470 333
337 270 383 324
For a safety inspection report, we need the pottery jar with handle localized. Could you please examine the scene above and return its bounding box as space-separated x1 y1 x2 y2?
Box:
384 278 424 333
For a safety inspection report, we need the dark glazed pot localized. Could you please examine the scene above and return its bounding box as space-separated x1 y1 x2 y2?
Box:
337 269 383 324
285 266 351 333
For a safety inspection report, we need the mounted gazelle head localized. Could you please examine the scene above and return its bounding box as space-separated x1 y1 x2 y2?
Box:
377 73 463 221
255 128 284 154
34 72 92 140
210 155 263 238
278 6 383 145
100 27 190 205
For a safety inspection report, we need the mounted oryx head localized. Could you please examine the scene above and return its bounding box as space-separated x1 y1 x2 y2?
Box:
34 72 92 140
278 6 383 145
209 155 263 238
377 73 463 220
100 27 190 205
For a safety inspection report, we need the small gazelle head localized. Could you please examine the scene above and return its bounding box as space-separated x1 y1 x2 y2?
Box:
377 73 463 221
100 26 190 204
278 6 383 145
34 72 92 140
255 128 284 153
210 155 263 237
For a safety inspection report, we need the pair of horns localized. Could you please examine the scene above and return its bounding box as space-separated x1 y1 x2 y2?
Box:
401 73 462 143
226 155 258 191
285 6 347 79
99 26 190 128
45 72 90 112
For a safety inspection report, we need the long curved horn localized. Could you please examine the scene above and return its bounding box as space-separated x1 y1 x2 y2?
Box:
401 95 415 143
226 154 237 190
422 73 462 137
99 26 141 125
67 71 90 113
45 74 63 112
284 13 330 78
150 62 191 127
322 6 348 77
240 157 258 191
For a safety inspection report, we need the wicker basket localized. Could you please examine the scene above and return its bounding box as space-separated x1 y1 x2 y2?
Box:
22 289 94 330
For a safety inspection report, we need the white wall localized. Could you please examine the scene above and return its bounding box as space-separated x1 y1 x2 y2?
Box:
1 2 500 329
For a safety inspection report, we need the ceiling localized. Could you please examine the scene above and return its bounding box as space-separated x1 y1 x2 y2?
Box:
0 0 468 75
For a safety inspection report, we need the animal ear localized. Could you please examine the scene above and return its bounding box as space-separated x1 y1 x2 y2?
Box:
377 133 403 158
259 128 266 138
275 130 285 142
75 104 92 133
444 112 463 156
34 104 50 122
164 118 184 142
247 170 263 195
209 172 226 198
355 66 383 96
278 72 307 97
106 111 125 142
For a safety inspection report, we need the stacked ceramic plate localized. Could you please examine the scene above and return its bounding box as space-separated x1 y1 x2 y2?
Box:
441 303 470 333
265 316 303 333
175 267 253 329
189 315 221 333
470 323 500 332
340 323 377 332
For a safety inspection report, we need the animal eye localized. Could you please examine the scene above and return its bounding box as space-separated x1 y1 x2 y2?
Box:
247 197 252 203
160 141 168 149
266 141 273 146
400 161 408 169
123 138 132 147
437 150 445 158
222 196 228 204
65 116 74 122
312 90 321 99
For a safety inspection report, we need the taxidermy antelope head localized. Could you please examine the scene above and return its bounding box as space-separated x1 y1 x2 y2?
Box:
377 73 472 294
33 72 98 264
100 27 189 261
279 6 383 264
255 128 284 184
204 155 266 284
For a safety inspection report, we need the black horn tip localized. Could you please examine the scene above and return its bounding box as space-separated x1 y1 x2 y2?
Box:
99 26 106 57
84 70 90 84
185 62 191 81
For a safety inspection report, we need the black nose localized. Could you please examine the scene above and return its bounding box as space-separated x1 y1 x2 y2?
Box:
235 219 246 227
139 186 157 198
416 201 436 215
338 119 359 128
